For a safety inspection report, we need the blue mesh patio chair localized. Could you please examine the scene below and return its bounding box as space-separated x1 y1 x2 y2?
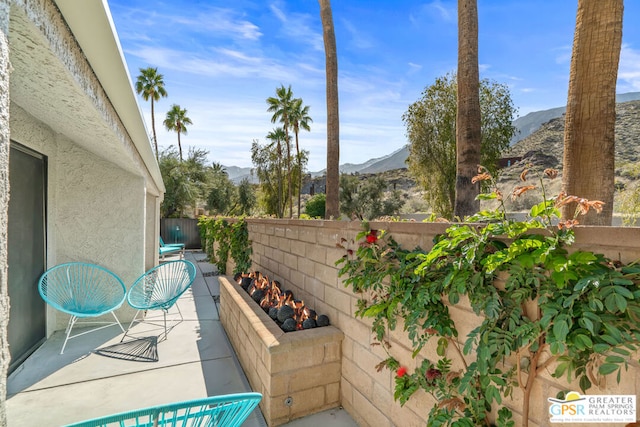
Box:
122 260 197 341
38 262 127 354
63 392 263 427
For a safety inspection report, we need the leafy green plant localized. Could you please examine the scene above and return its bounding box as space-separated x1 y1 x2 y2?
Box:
336 167 640 427
198 216 251 275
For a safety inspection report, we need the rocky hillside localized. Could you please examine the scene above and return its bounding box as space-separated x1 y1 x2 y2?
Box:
497 99 640 211
506 100 640 173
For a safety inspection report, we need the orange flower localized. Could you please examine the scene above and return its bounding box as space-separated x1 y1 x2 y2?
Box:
558 219 579 230
588 200 605 214
544 168 559 179
511 185 536 201
471 172 492 184
554 192 579 208
577 198 590 215
519 169 529 182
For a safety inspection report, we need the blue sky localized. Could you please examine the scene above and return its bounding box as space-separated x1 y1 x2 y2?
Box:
107 0 640 172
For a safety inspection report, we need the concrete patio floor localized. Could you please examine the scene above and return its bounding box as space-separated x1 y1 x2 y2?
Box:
6 251 358 427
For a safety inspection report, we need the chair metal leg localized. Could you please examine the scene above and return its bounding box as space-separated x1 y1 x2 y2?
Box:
61 315 79 354
160 304 184 341
120 310 142 342
62 312 126 353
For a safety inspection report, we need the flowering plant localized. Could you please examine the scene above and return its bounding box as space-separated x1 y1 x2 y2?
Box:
337 167 640 427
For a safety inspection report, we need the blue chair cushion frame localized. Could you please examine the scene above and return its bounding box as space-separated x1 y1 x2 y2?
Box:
63 392 263 427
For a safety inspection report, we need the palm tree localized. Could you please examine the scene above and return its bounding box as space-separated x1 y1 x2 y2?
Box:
290 98 313 218
135 67 168 161
318 0 340 219
266 127 287 218
267 85 295 217
163 104 192 161
561 0 623 225
454 0 481 220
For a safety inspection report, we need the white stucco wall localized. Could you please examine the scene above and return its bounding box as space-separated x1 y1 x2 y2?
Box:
10 105 143 328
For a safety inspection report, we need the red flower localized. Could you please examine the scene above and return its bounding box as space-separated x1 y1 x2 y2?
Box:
366 231 378 244
396 366 407 378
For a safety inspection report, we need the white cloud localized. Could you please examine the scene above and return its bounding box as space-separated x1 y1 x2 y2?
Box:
426 0 456 23
269 1 324 52
407 62 422 74
341 18 374 50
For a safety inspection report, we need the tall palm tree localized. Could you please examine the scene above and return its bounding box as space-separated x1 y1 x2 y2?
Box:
290 98 313 218
562 0 623 225
454 0 481 220
163 104 192 162
266 127 287 218
135 67 168 161
267 85 295 217
318 0 340 219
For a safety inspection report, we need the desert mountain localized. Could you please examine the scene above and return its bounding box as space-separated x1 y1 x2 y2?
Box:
510 92 640 144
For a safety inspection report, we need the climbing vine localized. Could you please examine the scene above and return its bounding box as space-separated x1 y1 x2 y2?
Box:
198 216 252 275
336 167 640 427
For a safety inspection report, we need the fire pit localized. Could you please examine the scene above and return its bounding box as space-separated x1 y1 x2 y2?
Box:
235 272 330 332
219 276 344 426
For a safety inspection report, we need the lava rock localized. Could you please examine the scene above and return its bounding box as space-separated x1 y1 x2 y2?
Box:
240 277 252 291
281 318 297 332
277 305 295 323
251 290 265 304
302 318 317 329
316 314 330 327
269 307 278 320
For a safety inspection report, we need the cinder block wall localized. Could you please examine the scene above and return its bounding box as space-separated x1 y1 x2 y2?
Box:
245 219 640 427
219 276 343 426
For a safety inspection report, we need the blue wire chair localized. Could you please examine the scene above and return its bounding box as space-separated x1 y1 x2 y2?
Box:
122 260 197 341
63 392 263 427
38 262 127 354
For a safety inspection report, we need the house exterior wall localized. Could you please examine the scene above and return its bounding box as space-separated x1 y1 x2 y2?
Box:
245 219 640 427
3 0 164 333
10 105 143 328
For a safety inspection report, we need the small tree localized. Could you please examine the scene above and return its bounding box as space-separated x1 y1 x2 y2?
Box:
159 146 208 217
339 174 406 220
206 163 235 215
305 193 326 218
251 137 288 218
234 177 256 216
403 73 516 218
